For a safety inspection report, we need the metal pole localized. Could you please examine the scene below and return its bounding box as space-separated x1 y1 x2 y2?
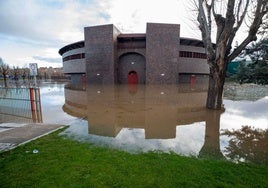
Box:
29 88 37 123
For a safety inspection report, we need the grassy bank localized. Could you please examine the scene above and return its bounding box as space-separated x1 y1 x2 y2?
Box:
0 129 267 188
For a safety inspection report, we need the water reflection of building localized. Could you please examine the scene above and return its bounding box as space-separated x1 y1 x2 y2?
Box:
0 87 43 123
63 83 226 159
62 84 87 119
63 84 210 138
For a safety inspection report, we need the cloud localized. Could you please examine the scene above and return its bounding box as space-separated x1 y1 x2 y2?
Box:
0 0 201 68
0 0 111 68
224 97 268 119
32 47 62 66
32 56 61 63
99 0 200 39
0 0 199 44
105 0 183 32
0 0 110 45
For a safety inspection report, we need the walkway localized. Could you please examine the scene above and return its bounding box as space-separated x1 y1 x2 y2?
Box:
0 123 65 152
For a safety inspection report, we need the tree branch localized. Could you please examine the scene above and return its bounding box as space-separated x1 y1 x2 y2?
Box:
221 0 235 42
236 0 243 22
226 0 249 58
228 0 268 61
205 0 212 36
197 0 215 66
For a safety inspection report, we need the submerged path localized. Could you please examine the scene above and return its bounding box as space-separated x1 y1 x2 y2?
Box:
0 123 65 152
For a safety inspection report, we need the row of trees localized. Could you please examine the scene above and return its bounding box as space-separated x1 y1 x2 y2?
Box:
0 57 68 87
238 37 268 84
236 60 268 85
0 57 10 87
0 58 32 85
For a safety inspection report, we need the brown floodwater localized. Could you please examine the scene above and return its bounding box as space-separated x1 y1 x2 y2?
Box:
0 82 267 164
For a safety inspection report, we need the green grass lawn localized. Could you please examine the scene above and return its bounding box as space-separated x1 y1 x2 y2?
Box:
0 128 267 188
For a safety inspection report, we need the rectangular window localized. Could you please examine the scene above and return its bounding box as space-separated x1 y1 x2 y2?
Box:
180 51 193 58
63 53 85 62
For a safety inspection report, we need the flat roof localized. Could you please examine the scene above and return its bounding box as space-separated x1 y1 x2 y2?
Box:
58 41 84 55
58 37 208 55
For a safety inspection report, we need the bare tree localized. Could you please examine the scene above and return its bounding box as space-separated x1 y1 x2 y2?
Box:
12 66 20 81
0 57 10 87
195 0 267 109
22 67 30 81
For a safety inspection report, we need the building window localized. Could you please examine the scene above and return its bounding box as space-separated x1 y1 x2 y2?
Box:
63 53 85 62
193 52 207 59
180 51 192 58
180 51 207 59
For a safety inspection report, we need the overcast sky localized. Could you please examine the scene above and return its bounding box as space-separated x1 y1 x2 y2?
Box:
1 0 257 69
0 0 203 68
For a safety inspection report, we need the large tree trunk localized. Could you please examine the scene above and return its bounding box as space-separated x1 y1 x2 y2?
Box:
206 59 227 110
196 0 267 110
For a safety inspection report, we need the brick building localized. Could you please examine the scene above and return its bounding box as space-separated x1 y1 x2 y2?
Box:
59 23 209 84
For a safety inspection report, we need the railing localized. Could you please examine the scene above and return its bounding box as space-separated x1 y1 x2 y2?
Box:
0 87 43 123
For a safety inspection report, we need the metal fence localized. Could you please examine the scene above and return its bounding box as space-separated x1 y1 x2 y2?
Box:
0 87 43 123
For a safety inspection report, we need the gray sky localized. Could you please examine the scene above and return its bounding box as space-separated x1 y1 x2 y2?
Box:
0 0 201 68
1 0 255 68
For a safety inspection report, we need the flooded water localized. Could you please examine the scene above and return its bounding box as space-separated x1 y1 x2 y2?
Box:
0 82 267 164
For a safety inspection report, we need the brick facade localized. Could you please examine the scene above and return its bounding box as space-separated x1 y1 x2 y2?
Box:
59 23 209 84
84 24 120 84
146 23 180 84
118 53 146 84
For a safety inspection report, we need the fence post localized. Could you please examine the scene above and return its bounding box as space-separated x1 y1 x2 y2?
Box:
35 88 43 123
29 88 37 123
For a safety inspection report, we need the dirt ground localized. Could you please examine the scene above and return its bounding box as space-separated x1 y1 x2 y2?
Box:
224 82 268 101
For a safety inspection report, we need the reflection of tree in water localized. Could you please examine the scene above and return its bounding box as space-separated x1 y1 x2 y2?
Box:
199 110 225 160
221 126 268 164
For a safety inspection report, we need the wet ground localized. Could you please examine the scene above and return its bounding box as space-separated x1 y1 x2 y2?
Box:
0 82 267 164
0 123 64 151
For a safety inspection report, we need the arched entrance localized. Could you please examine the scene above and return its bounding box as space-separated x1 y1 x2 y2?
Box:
118 53 146 84
128 71 138 84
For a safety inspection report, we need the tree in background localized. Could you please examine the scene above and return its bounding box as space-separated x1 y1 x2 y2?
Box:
11 66 20 81
0 57 10 87
238 38 268 84
22 67 30 81
195 0 267 109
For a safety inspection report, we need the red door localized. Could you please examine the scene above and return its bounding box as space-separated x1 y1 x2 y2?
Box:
128 71 138 84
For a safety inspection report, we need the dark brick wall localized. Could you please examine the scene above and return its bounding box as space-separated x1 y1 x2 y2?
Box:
61 23 211 85
146 23 180 84
118 53 146 84
84 24 120 84
117 48 146 58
